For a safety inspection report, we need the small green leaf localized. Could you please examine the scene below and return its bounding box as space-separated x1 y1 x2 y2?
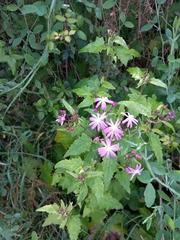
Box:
31 231 38 240
124 21 134 28
54 129 74 149
167 170 180 182
113 36 128 48
103 0 116 9
141 24 154 32
115 171 130 193
77 184 88 203
100 192 123 210
95 7 102 20
157 190 171 202
37 203 59 213
33 25 43 33
7 4 19 11
149 77 167 89
56 15 66 22
120 100 151 117
137 170 151 184
67 215 81 240
67 18 77 24
102 81 115 90
62 99 75 115
127 67 145 80
64 133 92 158
156 0 167 4
77 15 84 27
21 5 38 14
147 132 163 166
77 30 87 41
120 12 126 23
24 53 36 66
164 214 175 230
78 96 94 108
144 183 156 207
79 37 106 53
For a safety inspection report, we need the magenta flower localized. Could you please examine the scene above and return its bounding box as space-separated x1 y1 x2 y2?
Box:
94 97 115 110
98 139 120 158
56 110 66 125
104 119 124 140
89 112 107 131
126 164 144 181
121 112 138 128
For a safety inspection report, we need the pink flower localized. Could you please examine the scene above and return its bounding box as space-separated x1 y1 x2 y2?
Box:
56 110 66 125
98 139 120 158
104 119 124 140
94 97 115 110
121 112 138 128
126 164 144 181
89 112 107 131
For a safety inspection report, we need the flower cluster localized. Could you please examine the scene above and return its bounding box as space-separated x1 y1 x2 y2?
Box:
56 109 79 131
150 104 176 123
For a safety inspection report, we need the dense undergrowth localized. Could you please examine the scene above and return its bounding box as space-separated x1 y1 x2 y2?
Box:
0 0 180 239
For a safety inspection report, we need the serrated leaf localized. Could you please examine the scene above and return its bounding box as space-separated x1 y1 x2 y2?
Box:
78 96 94 108
77 184 88 203
42 213 61 227
115 170 130 193
103 157 117 191
147 132 163 166
127 67 145 80
73 86 94 97
144 183 156 207
113 47 140 66
55 157 83 172
64 133 92 158
113 36 128 48
100 193 123 210
79 37 106 53
88 176 104 203
149 77 167 89
102 81 115 89
120 100 151 117
62 99 75 115
37 203 59 213
67 215 81 240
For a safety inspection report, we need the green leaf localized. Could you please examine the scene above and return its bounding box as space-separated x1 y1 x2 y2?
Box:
56 15 66 22
62 99 75 115
21 5 38 14
157 190 171 202
175 216 180 228
73 86 94 97
144 183 156 207
54 129 74 149
67 18 77 24
55 157 83 172
115 171 130 193
77 15 84 27
103 0 116 9
100 193 123 210
31 231 38 240
113 47 140 66
95 7 102 20
102 81 115 90
67 215 81 240
164 214 175 230
7 4 19 11
120 100 151 117
79 37 106 53
42 213 61 227
103 157 117 191
88 176 104 203
64 133 92 158
149 162 166 176
77 30 87 41
33 24 43 33
77 184 88 203
24 53 36 66
161 120 175 133
147 132 163 166
167 170 180 182
37 203 59 213
137 170 151 184
78 96 94 108
113 36 128 48
149 77 167 89
127 67 145 80
141 23 154 32
156 0 167 4
124 21 134 28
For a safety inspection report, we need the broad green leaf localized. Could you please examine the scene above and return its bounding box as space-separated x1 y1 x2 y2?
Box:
64 133 92 158
147 132 163 166
167 170 180 182
141 23 154 32
77 30 87 41
54 129 74 149
149 162 166 176
120 100 151 117
100 193 123 210
77 184 88 203
21 5 38 14
33 24 43 33
102 81 115 89
79 37 106 53
115 170 130 193
137 170 151 184
161 120 175 133
103 157 117 191
0 55 17 75
127 67 145 80
95 7 102 20
124 21 134 28
67 18 77 24
113 47 140 66
42 213 61 227
37 203 59 213
87 177 104 203
73 86 95 97
33 1 47 16
55 157 83 172
78 96 94 108
103 0 116 9
175 216 180 228
7 4 19 11
164 214 175 230
156 0 167 4
41 52 49 65
24 53 36 66
62 99 75 115
113 36 128 49
144 183 156 207
157 190 171 202
31 231 38 240
67 215 81 240
149 77 167 89
77 15 84 27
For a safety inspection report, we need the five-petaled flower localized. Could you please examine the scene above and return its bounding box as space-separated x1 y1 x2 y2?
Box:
121 112 138 128
126 164 144 181
95 97 116 110
98 139 120 158
56 110 66 126
89 112 107 131
104 119 124 140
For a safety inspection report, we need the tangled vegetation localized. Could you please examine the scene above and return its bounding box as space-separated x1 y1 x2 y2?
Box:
0 0 180 239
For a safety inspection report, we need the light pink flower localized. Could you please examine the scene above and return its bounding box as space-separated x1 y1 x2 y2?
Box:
126 164 144 181
56 110 66 125
94 97 115 110
98 139 120 158
121 112 138 128
104 119 124 140
89 112 107 131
